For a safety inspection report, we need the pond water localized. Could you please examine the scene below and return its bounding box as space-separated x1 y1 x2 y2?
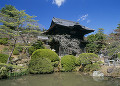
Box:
0 72 120 86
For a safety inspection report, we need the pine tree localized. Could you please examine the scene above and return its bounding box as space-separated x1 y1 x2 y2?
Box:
0 5 39 64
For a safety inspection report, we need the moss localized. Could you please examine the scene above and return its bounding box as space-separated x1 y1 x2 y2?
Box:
61 55 76 72
31 49 59 62
0 53 9 63
29 58 53 74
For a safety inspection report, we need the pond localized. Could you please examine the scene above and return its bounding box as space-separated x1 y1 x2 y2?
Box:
0 72 120 86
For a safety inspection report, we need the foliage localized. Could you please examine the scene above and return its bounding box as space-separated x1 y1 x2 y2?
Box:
0 5 38 31
0 5 40 63
76 53 99 66
106 41 120 57
0 53 9 63
28 47 36 55
84 62 101 72
32 40 45 49
52 61 59 67
13 49 19 55
0 63 28 79
114 24 120 40
28 40 45 55
31 49 59 62
117 53 120 59
0 38 8 45
16 46 23 52
61 55 76 72
76 53 100 72
86 28 106 54
29 58 53 74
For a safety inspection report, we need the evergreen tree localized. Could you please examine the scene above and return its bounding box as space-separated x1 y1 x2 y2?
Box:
85 28 106 54
0 5 39 63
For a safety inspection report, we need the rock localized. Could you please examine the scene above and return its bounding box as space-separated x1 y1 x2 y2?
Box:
17 64 24 67
12 57 20 62
107 68 114 73
93 71 104 77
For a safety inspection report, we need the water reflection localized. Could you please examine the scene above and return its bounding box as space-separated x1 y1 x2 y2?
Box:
0 72 120 86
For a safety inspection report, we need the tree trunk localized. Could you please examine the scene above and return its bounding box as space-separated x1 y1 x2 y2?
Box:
6 39 16 64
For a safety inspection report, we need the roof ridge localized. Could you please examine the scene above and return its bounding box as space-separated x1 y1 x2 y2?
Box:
53 17 79 24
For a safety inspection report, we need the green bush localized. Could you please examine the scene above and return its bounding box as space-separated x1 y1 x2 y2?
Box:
0 66 8 79
28 40 45 55
84 62 100 72
117 53 120 59
52 61 59 67
13 49 19 55
0 63 28 79
16 46 23 52
76 53 99 66
61 55 76 72
0 53 9 63
31 49 59 62
32 40 45 49
29 58 53 74
76 53 100 72
0 38 8 45
107 41 120 57
28 47 36 55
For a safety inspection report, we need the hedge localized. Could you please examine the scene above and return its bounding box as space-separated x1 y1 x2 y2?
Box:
31 49 59 62
61 55 76 72
29 58 53 74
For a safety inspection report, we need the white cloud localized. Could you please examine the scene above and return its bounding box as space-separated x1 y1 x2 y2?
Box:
77 14 90 23
52 0 65 7
77 14 88 21
81 14 88 21
87 20 90 23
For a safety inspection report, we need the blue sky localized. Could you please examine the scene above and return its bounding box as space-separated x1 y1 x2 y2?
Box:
0 0 120 35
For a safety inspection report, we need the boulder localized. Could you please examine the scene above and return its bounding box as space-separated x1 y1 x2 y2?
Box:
93 71 104 77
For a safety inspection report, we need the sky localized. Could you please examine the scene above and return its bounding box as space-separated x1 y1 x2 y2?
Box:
0 0 120 35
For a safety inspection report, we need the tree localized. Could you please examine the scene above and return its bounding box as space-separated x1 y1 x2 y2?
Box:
0 5 39 63
114 24 120 41
85 28 106 54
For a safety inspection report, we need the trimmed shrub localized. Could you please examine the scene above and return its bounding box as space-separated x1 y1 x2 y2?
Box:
31 49 59 62
29 58 53 74
13 49 19 55
84 62 100 72
76 53 99 66
0 53 9 63
61 55 76 72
